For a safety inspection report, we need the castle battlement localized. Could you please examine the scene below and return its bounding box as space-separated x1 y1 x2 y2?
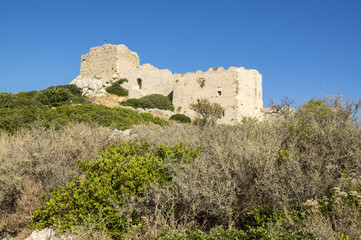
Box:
70 44 263 123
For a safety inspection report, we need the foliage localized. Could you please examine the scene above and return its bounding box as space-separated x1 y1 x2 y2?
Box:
41 104 168 130
0 106 42 133
30 142 200 238
0 122 125 239
169 114 191 123
45 84 88 104
35 87 72 107
0 92 17 108
105 78 129 96
129 95 361 238
14 91 43 107
190 99 224 126
120 98 140 108
0 103 168 134
46 84 83 96
2 94 361 239
1 86 85 110
121 94 174 111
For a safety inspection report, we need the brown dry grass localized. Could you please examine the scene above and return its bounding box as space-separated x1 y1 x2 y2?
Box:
0 122 127 239
92 94 126 108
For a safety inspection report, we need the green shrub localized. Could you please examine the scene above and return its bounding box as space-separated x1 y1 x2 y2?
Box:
105 78 129 96
45 84 88 104
46 84 83 96
0 103 168 133
120 98 140 108
15 91 42 107
0 106 44 133
121 94 174 111
41 104 169 130
169 114 191 123
35 88 71 107
30 142 200 238
0 92 17 108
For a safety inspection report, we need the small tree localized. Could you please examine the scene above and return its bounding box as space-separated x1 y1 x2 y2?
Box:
190 99 224 127
268 96 296 119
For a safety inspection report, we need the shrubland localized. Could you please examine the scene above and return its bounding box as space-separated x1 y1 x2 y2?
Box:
0 85 168 134
1 92 360 239
0 122 128 239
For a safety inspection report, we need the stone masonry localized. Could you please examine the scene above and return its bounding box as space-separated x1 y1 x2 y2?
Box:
70 44 264 123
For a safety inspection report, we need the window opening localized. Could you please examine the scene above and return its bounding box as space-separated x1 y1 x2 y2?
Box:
137 78 142 89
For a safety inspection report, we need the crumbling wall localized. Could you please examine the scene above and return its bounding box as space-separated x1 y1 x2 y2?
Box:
173 67 263 122
72 44 173 98
79 44 139 82
70 44 264 123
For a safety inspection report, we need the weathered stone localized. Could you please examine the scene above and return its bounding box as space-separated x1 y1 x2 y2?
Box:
70 44 264 123
117 97 125 102
94 92 107 97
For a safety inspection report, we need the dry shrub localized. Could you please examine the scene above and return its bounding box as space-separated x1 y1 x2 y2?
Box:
129 97 361 237
130 122 282 233
0 122 127 238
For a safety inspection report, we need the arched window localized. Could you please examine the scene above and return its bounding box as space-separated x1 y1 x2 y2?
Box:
137 78 142 89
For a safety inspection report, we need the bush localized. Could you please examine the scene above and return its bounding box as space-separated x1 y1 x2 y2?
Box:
35 87 71 107
0 106 44 133
14 91 42 107
45 84 88 104
0 122 126 239
42 104 168 130
190 99 224 126
121 94 174 111
30 142 200 238
0 103 168 133
0 92 17 108
128 96 361 237
46 84 83 96
105 78 129 96
169 114 191 123
120 98 140 108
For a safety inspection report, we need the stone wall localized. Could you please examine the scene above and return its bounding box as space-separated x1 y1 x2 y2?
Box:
70 44 264 123
173 67 263 123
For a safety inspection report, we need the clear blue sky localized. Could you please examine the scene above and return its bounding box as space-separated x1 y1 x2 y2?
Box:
1 0 360 107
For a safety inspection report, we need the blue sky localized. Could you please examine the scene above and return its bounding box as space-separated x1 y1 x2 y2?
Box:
1 0 360 107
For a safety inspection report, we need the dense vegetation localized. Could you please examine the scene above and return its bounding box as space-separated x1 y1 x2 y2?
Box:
30 142 200 238
169 113 191 123
121 94 174 111
0 85 167 133
105 78 129 96
1 90 360 239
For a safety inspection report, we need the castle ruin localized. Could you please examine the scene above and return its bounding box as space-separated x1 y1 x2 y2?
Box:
70 44 264 123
